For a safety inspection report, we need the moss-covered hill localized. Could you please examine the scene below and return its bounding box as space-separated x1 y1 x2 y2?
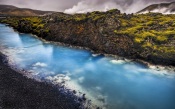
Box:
0 9 175 66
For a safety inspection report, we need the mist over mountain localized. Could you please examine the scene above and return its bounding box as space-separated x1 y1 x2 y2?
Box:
138 2 175 14
0 0 174 14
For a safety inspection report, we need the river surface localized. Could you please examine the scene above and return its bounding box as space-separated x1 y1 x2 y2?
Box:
0 24 175 109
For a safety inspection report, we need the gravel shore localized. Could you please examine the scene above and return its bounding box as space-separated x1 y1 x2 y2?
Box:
0 53 81 109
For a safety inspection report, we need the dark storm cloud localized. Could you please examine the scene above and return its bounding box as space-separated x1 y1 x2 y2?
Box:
0 0 174 13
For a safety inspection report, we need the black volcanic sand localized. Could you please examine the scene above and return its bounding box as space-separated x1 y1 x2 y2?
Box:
0 54 82 109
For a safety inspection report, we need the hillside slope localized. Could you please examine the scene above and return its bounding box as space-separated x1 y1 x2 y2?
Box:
137 2 175 14
0 5 54 16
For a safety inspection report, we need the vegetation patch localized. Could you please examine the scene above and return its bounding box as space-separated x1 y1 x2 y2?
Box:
0 10 175 65
114 13 175 55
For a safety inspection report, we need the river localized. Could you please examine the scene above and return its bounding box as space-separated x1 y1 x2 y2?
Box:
0 24 175 109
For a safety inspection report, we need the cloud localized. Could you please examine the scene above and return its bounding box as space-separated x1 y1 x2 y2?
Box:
65 0 175 14
64 0 121 14
0 0 174 13
0 0 80 11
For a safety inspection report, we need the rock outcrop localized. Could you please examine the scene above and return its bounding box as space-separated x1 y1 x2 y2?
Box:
1 9 175 66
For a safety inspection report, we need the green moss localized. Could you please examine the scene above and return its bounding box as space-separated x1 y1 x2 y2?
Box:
156 36 167 42
142 42 152 48
145 21 155 26
108 9 120 13
119 19 129 27
44 29 50 33
2 11 175 57
113 13 175 54
0 16 50 37
141 31 155 38
134 37 144 43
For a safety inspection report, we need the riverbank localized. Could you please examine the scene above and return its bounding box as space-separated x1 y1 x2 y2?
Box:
0 23 175 109
3 23 175 73
0 53 82 109
1 11 175 67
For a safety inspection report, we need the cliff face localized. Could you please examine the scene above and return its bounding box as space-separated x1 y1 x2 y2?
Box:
1 9 175 66
44 11 136 58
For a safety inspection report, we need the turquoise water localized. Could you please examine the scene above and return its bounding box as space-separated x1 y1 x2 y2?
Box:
0 24 175 109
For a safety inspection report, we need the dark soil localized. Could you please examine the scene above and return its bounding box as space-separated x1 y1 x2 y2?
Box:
0 54 81 109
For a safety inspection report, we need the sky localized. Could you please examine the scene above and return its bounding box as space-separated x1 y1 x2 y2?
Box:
0 0 174 13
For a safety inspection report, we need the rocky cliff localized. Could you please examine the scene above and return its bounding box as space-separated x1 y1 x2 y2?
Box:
1 9 175 66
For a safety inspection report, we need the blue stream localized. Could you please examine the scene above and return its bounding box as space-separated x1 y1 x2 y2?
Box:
0 24 175 109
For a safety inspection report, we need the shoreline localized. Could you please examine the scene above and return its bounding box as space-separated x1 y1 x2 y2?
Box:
0 23 175 109
10 25 175 72
3 23 175 73
0 52 87 109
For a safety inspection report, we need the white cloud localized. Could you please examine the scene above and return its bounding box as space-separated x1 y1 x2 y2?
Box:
64 0 121 14
1 0 174 13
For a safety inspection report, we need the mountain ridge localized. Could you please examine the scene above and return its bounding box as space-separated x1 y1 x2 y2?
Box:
137 2 175 14
0 4 55 16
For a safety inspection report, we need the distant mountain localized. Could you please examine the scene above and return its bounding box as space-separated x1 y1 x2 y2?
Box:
0 5 54 16
137 2 175 14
